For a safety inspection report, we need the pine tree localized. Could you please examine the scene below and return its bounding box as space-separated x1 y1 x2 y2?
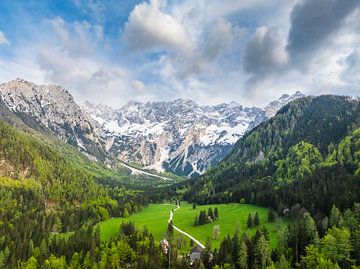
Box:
329 205 342 227
254 212 260 226
238 241 248 269
255 235 271 269
207 208 214 221
276 255 290 269
193 203 197 209
247 214 253 228
268 209 276 223
214 208 219 219
199 210 207 225
194 214 199 226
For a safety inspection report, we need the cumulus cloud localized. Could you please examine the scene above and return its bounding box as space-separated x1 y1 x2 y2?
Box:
0 31 10 45
287 0 360 68
123 0 191 53
243 26 287 77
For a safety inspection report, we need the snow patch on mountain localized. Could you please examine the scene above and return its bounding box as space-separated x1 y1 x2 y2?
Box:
83 92 304 177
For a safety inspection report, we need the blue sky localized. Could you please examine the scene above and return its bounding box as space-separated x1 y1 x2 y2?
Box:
0 0 359 107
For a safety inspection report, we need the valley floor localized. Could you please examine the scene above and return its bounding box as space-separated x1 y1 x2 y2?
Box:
98 202 289 250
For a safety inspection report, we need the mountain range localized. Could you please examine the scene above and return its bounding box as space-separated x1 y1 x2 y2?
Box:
0 78 304 177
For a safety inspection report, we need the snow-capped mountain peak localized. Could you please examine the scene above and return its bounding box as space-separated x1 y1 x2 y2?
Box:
83 91 304 177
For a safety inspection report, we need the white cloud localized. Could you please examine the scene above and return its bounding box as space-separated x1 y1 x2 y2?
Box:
123 0 191 53
0 31 10 45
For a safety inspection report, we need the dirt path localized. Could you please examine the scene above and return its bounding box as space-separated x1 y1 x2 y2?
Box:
168 205 205 249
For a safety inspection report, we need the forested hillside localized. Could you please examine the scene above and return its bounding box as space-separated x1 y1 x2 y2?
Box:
183 96 360 216
0 119 149 267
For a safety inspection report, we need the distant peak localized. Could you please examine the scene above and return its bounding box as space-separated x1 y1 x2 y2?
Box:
293 91 305 96
173 98 198 106
228 101 240 107
279 94 290 100
278 91 305 100
125 100 143 106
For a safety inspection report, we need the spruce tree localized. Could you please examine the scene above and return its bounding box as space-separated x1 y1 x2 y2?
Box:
214 208 219 219
268 209 276 223
199 211 207 225
238 241 248 269
255 235 271 269
247 214 253 228
207 208 214 221
254 212 260 226
194 214 199 226
329 205 342 227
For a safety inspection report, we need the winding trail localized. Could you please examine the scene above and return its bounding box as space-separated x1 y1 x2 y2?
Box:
168 205 205 249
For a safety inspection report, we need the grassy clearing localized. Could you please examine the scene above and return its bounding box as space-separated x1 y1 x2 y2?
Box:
97 202 289 250
97 203 176 241
173 202 289 249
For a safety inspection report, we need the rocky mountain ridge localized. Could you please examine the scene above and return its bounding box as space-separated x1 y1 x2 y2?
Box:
0 78 304 177
83 92 304 177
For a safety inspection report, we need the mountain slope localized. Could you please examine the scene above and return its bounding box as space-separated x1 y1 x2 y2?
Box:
84 92 304 177
0 78 106 161
183 95 360 215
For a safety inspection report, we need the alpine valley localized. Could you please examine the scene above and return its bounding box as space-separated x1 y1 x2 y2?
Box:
0 78 304 178
0 79 359 269
2 2 360 268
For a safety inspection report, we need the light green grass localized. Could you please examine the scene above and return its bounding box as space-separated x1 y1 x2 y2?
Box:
173 202 289 249
98 203 176 241
98 202 289 250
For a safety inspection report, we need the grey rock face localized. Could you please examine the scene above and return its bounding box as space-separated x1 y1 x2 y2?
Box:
83 92 303 177
0 79 105 160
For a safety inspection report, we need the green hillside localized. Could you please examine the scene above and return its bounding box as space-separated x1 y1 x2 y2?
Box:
181 96 360 216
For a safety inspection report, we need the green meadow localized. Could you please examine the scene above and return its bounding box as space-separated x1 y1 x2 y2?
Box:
97 202 289 249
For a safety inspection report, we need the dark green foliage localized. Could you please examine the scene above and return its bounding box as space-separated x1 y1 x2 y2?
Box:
19 222 167 268
268 209 276 223
214 207 219 219
213 204 360 268
199 210 207 225
254 212 260 226
196 207 219 226
207 207 214 220
194 214 199 226
247 214 253 228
